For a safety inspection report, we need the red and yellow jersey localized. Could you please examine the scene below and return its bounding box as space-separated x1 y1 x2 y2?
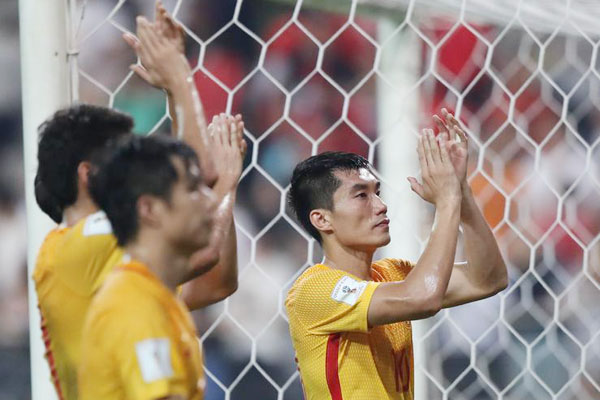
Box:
33 211 123 400
285 258 414 400
78 259 204 400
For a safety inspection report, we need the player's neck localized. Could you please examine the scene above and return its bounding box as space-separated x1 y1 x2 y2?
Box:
322 240 374 281
62 196 99 227
125 234 188 292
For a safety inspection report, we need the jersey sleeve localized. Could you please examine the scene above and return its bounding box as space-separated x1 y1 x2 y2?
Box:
286 268 380 335
373 258 415 282
82 299 190 400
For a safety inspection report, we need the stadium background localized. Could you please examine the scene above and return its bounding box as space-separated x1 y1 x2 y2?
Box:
3 0 600 399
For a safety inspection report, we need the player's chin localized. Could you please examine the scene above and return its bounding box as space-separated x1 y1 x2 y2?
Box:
378 233 391 246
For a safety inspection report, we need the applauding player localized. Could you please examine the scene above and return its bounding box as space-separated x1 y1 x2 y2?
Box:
285 110 508 399
79 124 240 399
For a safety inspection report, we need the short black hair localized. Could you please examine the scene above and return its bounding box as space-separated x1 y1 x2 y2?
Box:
288 151 370 243
89 135 199 246
35 104 133 223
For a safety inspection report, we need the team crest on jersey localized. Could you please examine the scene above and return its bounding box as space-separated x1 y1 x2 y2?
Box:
331 276 368 306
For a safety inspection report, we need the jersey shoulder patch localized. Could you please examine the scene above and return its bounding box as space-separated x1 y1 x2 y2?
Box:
82 211 113 237
135 337 174 383
331 276 368 306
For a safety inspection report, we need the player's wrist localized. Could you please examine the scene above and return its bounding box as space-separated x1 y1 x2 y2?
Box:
162 58 193 92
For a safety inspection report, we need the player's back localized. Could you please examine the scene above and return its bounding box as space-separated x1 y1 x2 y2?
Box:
33 211 122 400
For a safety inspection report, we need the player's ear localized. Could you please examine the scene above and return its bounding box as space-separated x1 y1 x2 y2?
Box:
77 161 92 187
136 195 163 228
309 209 333 235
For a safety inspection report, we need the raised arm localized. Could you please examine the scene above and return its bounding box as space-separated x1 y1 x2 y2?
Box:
433 109 508 307
367 129 462 326
124 14 247 309
180 114 246 309
123 10 216 186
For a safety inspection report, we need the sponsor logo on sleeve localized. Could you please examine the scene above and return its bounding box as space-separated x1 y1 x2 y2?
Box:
135 338 173 383
331 276 368 306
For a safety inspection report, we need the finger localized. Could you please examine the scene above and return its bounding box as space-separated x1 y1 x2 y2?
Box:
429 128 442 164
146 21 164 47
213 114 225 145
122 32 139 50
209 115 219 142
164 11 180 34
139 18 162 49
154 1 161 21
136 17 154 50
416 132 430 177
230 121 239 149
407 177 425 199
443 109 466 141
219 114 230 145
452 121 468 144
130 64 152 82
236 120 244 140
423 128 440 166
433 114 449 136
240 139 248 157
438 133 451 165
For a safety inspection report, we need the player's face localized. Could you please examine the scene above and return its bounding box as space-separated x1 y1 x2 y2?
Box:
328 168 390 252
161 157 217 255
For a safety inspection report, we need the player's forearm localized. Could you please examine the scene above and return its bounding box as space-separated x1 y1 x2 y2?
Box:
210 192 239 296
408 202 461 309
167 67 206 148
167 92 179 138
459 185 508 292
164 65 214 179
183 190 238 309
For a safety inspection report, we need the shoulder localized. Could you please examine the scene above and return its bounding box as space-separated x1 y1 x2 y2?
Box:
51 211 118 264
87 270 162 328
33 227 69 279
372 258 414 282
286 265 366 308
288 265 346 293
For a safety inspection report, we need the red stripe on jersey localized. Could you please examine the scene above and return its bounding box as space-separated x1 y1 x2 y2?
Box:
326 333 343 400
40 313 65 400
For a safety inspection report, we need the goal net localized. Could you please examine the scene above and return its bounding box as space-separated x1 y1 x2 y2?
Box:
25 0 600 399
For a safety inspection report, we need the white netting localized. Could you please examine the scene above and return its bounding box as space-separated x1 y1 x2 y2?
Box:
69 0 600 399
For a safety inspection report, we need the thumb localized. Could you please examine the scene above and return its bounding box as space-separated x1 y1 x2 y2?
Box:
130 65 152 83
407 177 425 198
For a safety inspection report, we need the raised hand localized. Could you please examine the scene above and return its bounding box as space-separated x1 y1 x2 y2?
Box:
433 108 469 186
122 16 188 91
407 128 461 207
155 1 185 55
208 113 246 196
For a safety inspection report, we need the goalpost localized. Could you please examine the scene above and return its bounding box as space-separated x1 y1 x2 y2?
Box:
21 0 600 399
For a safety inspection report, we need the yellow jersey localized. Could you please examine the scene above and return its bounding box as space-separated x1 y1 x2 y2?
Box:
285 258 414 400
78 259 204 400
33 211 123 400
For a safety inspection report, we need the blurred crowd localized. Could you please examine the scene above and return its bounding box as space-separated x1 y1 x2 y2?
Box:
2 0 600 399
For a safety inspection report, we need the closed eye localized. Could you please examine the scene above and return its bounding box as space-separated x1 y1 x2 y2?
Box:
356 193 367 198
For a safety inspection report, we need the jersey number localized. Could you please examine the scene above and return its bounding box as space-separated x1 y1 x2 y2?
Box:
392 348 411 393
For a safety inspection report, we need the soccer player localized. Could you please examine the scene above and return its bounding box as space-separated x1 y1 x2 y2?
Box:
32 5 243 400
285 111 508 399
78 132 238 400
